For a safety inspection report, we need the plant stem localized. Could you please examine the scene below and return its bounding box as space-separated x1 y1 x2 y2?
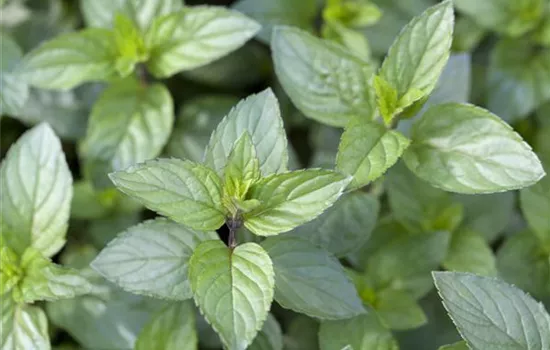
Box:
227 217 242 249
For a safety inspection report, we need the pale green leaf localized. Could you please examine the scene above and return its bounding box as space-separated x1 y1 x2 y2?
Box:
433 271 550 350
233 0 317 44
204 89 288 177
1 299 50 350
262 236 365 320
145 6 260 78
322 20 372 60
135 301 197 350
1 123 72 258
244 169 351 236
272 26 376 127
373 75 398 124
319 313 398 350
375 289 427 330
443 229 497 276
249 314 283 350
189 240 274 350
452 17 486 52
0 32 28 116
92 218 218 300
288 192 379 257
520 172 550 243
336 118 409 190
379 1 454 104
404 103 545 194
439 341 469 350
18 29 119 89
81 78 173 189
223 132 260 199
109 158 225 231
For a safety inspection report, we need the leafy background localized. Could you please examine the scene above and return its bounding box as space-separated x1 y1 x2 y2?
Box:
1 0 550 349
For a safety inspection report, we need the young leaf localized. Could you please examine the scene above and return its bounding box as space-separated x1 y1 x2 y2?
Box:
271 26 376 127
145 6 260 78
112 14 148 76
248 314 283 350
261 236 365 320
81 78 173 189
379 1 454 107
92 218 218 300
18 29 119 89
1 123 72 258
288 192 379 257
189 240 275 350
1 298 50 350
373 75 398 124
404 103 545 194
443 229 497 276
433 271 550 349
375 289 427 330
18 248 91 303
520 172 550 243
135 301 197 350
319 313 398 350
204 89 288 177
0 32 28 116
243 169 351 236
223 132 261 200
336 117 410 190
109 159 225 231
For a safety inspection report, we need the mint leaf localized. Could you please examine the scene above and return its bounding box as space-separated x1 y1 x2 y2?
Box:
0 32 28 116
285 316 319 350
248 314 283 350
109 159 225 231
145 7 260 78
336 118 409 190
1 123 72 258
373 75 398 124
520 170 550 243
379 1 454 107
204 89 288 177
1 298 49 350
223 132 261 200
319 313 398 350
433 271 550 350
404 103 545 194
92 218 218 300
261 236 365 320
135 301 197 350
376 289 427 330
19 29 118 89
443 229 497 276
189 240 275 350
439 341 468 350
289 192 379 257
81 78 173 189
272 26 376 127
18 248 91 303
244 169 351 236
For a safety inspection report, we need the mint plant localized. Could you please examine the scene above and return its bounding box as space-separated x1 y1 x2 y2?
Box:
2 0 550 349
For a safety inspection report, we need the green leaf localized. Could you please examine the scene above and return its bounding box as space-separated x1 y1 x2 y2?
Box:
262 236 365 320
112 13 148 76
433 271 550 350
223 132 261 200
135 301 197 350
243 169 351 236
487 40 550 122
248 314 283 350
1 298 50 350
379 1 454 105
285 316 319 350
109 158 225 231
92 218 218 300
189 240 275 350
438 341 469 350
0 32 28 116
452 17 486 52
145 6 260 78
288 192 379 257
271 26 376 127
443 229 497 276
375 289 427 330
454 0 545 37
233 0 317 44
336 117 410 190
204 89 288 178
81 78 173 189
166 95 239 163
404 103 545 194
373 75 398 124
319 313 398 350
1 123 72 258
19 29 119 89
322 20 372 60
18 248 91 303
520 171 550 243
497 231 550 298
